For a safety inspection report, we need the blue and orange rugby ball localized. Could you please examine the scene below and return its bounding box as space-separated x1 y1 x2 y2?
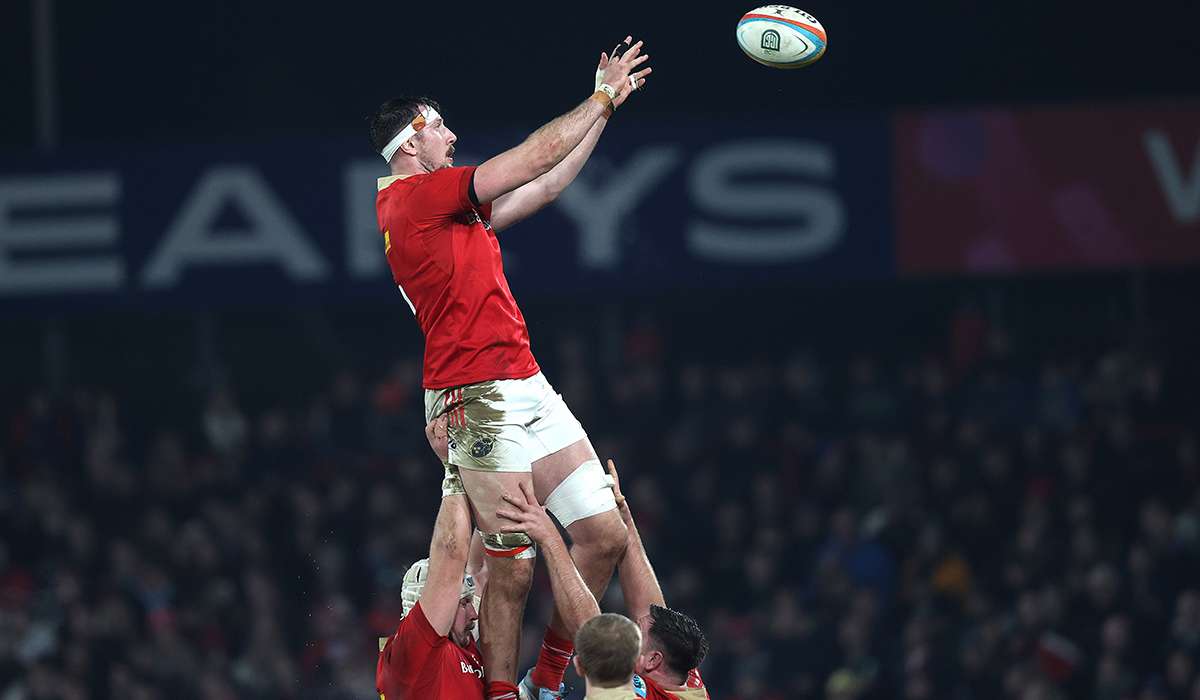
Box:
737 5 827 68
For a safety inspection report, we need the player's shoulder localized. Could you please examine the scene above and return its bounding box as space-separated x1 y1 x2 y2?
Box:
393 602 440 646
379 167 471 199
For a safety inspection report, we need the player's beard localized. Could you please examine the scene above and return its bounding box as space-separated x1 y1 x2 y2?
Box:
451 620 474 648
417 142 454 171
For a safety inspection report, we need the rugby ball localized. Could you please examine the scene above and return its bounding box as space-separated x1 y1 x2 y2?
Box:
736 5 827 68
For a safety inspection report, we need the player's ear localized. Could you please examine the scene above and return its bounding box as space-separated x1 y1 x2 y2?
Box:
643 650 663 673
573 656 586 677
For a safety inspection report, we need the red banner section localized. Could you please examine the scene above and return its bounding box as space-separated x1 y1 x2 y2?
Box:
894 102 1200 274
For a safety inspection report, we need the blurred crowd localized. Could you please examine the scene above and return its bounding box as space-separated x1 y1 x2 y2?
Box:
1 309 1198 700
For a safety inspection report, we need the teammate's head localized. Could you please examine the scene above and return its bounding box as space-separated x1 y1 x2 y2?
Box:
447 592 478 648
635 604 709 684
573 614 642 689
399 558 479 648
369 96 455 171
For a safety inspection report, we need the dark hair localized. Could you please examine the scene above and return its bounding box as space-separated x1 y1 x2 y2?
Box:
368 96 441 155
574 614 641 688
646 604 709 683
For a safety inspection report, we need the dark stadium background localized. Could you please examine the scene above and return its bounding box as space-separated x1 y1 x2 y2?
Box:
2 0 1199 145
2 1 1200 700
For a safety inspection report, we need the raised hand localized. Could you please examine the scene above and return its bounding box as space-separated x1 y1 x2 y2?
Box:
598 36 652 108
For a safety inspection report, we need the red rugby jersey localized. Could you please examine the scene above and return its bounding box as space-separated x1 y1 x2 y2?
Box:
377 167 539 389
377 602 485 700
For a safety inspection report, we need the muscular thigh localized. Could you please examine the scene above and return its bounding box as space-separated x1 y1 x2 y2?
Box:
458 469 533 532
426 374 599 527
531 438 599 502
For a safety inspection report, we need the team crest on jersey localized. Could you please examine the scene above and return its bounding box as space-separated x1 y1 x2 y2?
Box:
471 437 494 458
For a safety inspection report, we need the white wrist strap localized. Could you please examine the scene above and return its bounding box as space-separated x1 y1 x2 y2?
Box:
380 106 440 162
594 69 639 92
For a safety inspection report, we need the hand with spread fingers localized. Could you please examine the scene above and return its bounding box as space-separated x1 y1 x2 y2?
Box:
598 35 652 109
496 481 601 638
495 481 559 545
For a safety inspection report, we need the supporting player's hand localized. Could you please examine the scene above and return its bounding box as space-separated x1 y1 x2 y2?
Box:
425 414 450 463
599 36 651 108
605 459 634 525
496 481 560 546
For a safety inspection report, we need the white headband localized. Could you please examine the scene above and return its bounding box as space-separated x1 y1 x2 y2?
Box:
380 106 441 162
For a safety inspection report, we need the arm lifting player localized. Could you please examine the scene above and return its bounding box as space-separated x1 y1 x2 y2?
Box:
605 460 711 700
370 38 652 700
375 416 485 700
377 417 612 700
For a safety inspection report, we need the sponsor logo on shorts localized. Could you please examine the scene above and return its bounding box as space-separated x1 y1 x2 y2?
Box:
471 437 494 458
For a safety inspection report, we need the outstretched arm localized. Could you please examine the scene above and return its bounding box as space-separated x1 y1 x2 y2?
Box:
419 417 474 635
496 481 600 636
607 459 666 620
488 45 651 231
420 493 473 635
488 117 606 232
473 38 650 212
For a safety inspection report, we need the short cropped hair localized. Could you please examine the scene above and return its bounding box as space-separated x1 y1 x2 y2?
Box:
646 605 709 683
368 96 441 155
575 614 642 688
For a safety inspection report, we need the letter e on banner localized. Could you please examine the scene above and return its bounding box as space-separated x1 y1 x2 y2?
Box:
0 173 125 294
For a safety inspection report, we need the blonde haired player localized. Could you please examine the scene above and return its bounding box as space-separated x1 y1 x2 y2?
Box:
573 614 644 700
369 37 650 700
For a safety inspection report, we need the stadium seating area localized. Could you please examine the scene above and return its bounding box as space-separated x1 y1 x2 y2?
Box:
2 283 1198 700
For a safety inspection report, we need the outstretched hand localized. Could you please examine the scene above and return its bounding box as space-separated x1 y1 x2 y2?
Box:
598 36 652 109
495 481 559 546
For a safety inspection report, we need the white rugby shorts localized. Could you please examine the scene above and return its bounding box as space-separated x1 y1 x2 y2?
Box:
424 372 587 473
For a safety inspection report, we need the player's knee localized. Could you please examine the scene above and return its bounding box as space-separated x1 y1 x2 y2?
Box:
594 517 630 562
568 510 629 563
